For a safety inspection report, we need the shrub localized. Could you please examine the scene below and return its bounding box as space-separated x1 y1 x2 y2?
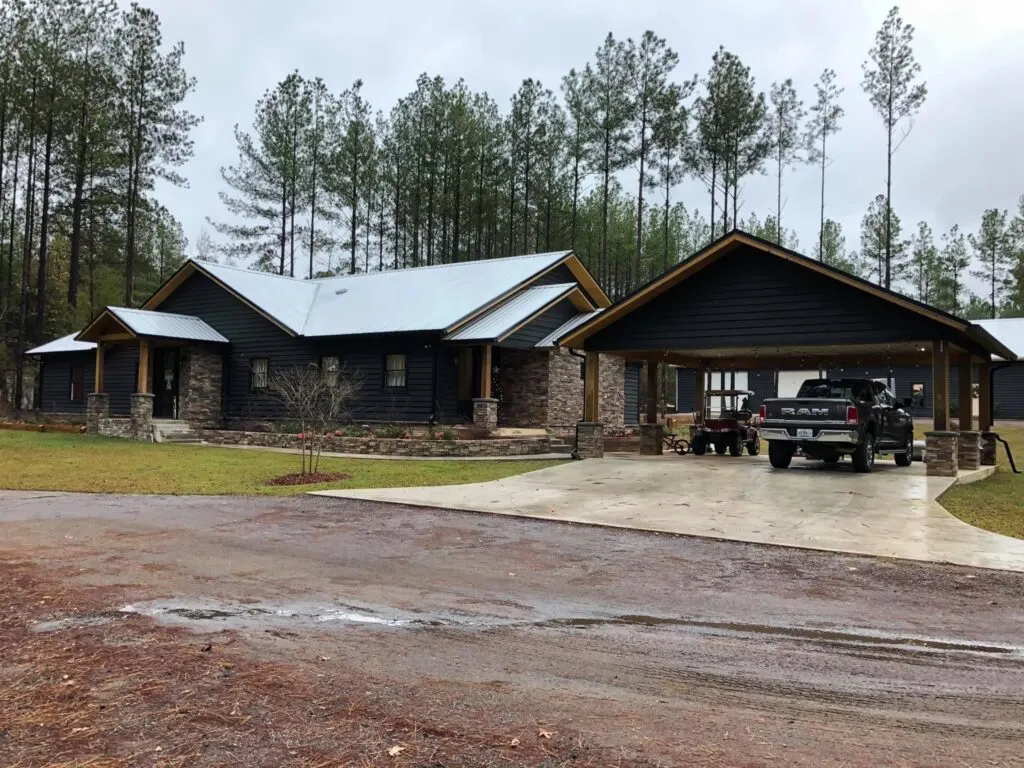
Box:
339 425 368 437
441 427 457 442
374 424 406 439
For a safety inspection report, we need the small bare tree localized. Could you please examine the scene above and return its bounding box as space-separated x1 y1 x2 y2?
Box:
268 363 360 475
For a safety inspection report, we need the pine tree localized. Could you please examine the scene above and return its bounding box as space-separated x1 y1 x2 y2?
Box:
804 69 844 258
648 79 694 272
860 194 907 287
935 224 970 314
767 79 805 244
909 221 939 304
861 5 927 290
968 208 1013 318
333 79 375 274
815 219 861 275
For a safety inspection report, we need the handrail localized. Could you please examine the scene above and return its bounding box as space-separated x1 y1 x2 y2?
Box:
991 433 1020 474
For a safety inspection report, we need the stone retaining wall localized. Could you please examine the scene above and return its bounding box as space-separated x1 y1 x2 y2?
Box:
199 429 551 457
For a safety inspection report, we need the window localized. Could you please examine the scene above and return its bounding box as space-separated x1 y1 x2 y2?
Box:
384 354 406 390
250 358 269 391
322 356 340 386
911 383 925 408
70 366 85 403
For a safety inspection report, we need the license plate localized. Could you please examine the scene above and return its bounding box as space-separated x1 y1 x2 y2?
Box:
797 428 814 438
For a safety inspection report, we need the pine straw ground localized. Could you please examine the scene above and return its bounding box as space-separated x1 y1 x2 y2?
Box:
0 558 656 768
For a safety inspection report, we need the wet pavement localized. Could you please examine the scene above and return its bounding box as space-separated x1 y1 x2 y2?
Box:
3 490 1024 765
315 452 1024 571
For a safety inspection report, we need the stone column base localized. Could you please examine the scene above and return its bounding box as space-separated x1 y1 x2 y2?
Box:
925 431 959 477
957 430 981 470
980 431 998 467
576 422 604 459
639 423 663 455
472 398 499 431
86 393 109 434
130 393 155 442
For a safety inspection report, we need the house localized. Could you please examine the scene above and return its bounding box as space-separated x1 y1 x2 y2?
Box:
675 317 1024 422
28 251 640 439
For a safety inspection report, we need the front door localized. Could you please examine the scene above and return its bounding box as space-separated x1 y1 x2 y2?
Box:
153 347 180 419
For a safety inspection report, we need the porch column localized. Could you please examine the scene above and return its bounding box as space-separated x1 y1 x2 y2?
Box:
137 338 151 393
639 360 663 455
86 342 108 434
978 361 993 431
957 353 973 430
577 350 604 459
693 363 706 425
932 341 950 431
472 344 497 431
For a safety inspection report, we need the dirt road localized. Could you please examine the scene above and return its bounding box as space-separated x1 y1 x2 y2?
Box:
2 490 1022 767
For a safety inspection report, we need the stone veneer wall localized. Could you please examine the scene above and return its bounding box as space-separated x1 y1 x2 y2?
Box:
547 349 625 432
199 429 551 457
179 345 223 426
497 349 550 427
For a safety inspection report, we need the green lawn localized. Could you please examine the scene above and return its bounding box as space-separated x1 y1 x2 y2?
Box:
938 424 1024 540
0 431 564 496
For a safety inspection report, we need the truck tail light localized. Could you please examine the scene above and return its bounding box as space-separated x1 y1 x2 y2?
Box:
846 406 859 425
759 405 766 421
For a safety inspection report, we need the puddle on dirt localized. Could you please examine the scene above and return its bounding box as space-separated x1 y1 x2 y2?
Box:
38 598 1023 661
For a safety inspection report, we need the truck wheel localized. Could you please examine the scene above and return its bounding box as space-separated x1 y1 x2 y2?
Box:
768 441 794 469
852 432 875 473
691 434 707 456
895 430 913 467
728 436 743 456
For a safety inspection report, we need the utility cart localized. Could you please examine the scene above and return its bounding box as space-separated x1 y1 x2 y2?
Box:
690 389 760 457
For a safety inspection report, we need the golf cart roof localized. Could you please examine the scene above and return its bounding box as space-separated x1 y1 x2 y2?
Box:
705 389 754 397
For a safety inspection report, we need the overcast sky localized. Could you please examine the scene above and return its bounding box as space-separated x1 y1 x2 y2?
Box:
136 0 1024 268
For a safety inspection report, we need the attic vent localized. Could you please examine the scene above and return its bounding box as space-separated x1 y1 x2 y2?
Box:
335 287 348 296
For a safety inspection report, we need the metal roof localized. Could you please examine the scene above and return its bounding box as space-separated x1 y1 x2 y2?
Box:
973 318 1024 361
104 307 229 343
195 251 572 337
27 332 97 355
535 310 604 348
445 284 577 342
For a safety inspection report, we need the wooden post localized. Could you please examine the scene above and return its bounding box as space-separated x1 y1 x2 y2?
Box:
978 361 992 431
932 340 949 431
94 342 104 393
645 360 659 424
958 353 973 430
694 363 706 425
584 351 600 422
137 339 150 394
479 344 492 399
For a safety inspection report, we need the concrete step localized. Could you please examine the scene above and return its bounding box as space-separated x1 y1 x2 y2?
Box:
152 421 201 444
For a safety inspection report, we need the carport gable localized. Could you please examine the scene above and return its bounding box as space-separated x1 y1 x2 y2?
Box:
563 232 983 358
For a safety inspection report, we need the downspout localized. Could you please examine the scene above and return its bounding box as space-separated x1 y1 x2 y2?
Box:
568 348 587 459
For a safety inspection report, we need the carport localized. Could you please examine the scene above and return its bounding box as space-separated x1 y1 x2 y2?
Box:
559 231 1016 476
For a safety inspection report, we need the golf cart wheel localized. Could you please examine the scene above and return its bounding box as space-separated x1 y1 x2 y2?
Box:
747 439 760 456
714 441 727 455
895 430 913 467
768 441 794 469
691 434 707 455
728 437 743 456
674 438 690 456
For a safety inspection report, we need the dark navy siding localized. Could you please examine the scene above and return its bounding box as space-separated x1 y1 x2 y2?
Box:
624 364 641 424
827 364 936 417
586 246 950 351
530 263 575 288
993 362 1024 420
502 299 579 349
159 272 449 422
37 346 136 415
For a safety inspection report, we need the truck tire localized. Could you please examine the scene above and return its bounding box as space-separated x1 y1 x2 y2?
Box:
895 430 914 467
852 431 875 473
691 434 708 455
768 441 794 469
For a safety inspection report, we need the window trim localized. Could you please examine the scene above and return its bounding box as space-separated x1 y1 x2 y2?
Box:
383 353 407 391
70 365 85 404
249 357 269 392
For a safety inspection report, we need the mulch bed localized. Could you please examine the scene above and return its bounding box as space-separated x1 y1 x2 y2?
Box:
267 471 352 486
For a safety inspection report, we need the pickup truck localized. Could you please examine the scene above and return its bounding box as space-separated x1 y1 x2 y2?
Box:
758 378 914 473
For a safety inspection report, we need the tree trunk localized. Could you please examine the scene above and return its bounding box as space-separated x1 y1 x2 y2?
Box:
36 108 55 346
884 85 894 290
279 180 286 275
818 130 826 259
15 78 39 411
349 137 358 274
635 109 648 289
69 95 89 309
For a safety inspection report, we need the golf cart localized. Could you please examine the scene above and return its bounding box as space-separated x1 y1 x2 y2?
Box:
691 389 760 457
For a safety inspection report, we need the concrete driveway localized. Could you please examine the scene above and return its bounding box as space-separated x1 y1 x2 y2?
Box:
315 454 1024 572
